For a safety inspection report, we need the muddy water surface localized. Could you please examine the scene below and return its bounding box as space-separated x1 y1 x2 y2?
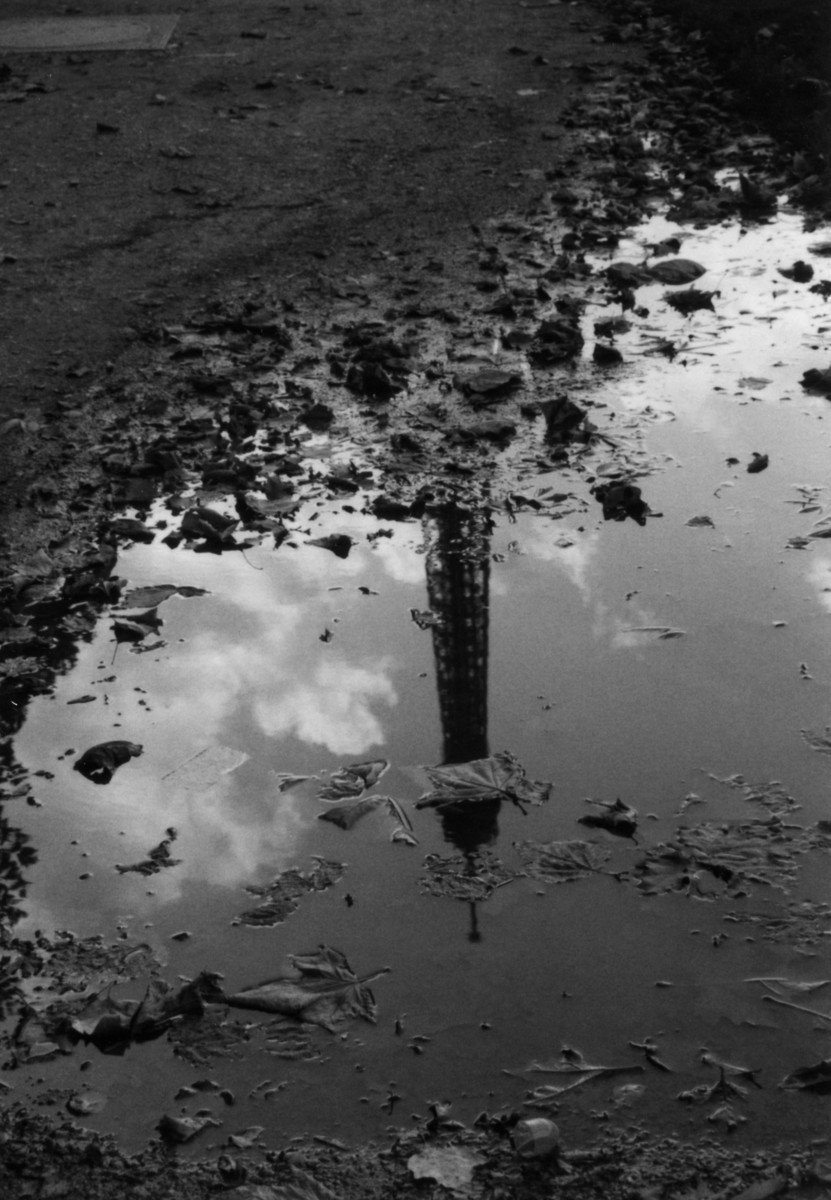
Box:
9 202 831 1153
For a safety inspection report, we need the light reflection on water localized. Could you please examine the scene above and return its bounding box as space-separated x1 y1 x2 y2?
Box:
9 204 831 1150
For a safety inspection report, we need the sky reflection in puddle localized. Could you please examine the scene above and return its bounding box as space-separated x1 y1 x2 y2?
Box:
10 204 831 1150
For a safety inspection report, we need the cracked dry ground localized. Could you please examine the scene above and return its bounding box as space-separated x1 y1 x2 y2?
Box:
3 0 831 1198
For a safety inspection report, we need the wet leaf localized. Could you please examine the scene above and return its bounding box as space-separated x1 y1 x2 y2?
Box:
407 1145 484 1192
514 839 609 883
416 751 552 812
665 288 716 314
73 741 143 784
122 584 209 607
157 1112 221 1144
319 794 416 842
579 797 638 838
647 258 706 285
235 859 346 926
686 514 714 528
747 452 769 474
801 367 831 393
606 262 653 287
699 1049 762 1087
456 367 522 397
778 261 813 283
780 1059 831 1093
318 759 388 799
116 827 181 876
180 506 239 545
307 533 353 558
421 850 516 901
520 1046 644 1101
218 946 390 1032
66 1090 107 1116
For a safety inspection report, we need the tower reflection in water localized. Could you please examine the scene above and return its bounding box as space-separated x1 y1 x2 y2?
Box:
424 500 498 942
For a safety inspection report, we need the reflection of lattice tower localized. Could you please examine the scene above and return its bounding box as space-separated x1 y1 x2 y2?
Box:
424 505 491 765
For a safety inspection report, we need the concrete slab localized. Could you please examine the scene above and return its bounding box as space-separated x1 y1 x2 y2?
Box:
0 14 179 52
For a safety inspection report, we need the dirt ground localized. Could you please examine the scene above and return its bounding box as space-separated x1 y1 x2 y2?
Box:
0 0 621 480
2 0 831 1195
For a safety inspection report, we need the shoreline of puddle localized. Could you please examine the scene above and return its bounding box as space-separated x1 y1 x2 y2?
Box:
5 156 831 1154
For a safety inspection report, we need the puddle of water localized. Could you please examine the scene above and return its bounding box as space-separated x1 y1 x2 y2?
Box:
7 202 831 1152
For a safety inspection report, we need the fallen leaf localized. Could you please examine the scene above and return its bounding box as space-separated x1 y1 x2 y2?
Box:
780 1059 831 1093
308 534 353 558
217 946 390 1032
122 584 209 607
647 258 706 284
514 839 609 883
416 751 551 812
318 760 388 799
235 860 345 926
73 741 143 784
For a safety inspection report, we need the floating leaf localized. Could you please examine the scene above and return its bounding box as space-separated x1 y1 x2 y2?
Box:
686 514 714 528
416 751 551 812
74 741 143 785
519 1045 644 1101
514 839 609 883
318 759 388 799
116 827 181 876
122 584 209 607
235 860 345 927
421 850 516 901
217 946 390 1032
307 534 353 559
319 795 416 843
665 288 716 314
780 1059 831 1093
579 797 638 838
157 1112 221 1144
801 367 831 394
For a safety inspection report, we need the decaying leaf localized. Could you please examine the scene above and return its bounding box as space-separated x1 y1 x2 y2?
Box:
514 839 609 883
665 288 717 314
307 533 353 558
115 827 182 876
699 1049 762 1087
319 795 416 843
519 1045 644 1102
416 751 551 812
421 849 516 901
214 946 390 1032
407 1145 484 1192
801 367 831 394
318 759 388 799
235 859 345 926
456 367 522 398
74 740 143 784
579 797 638 838
157 1112 221 1144
780 1059 831 1093
122 584 209 607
